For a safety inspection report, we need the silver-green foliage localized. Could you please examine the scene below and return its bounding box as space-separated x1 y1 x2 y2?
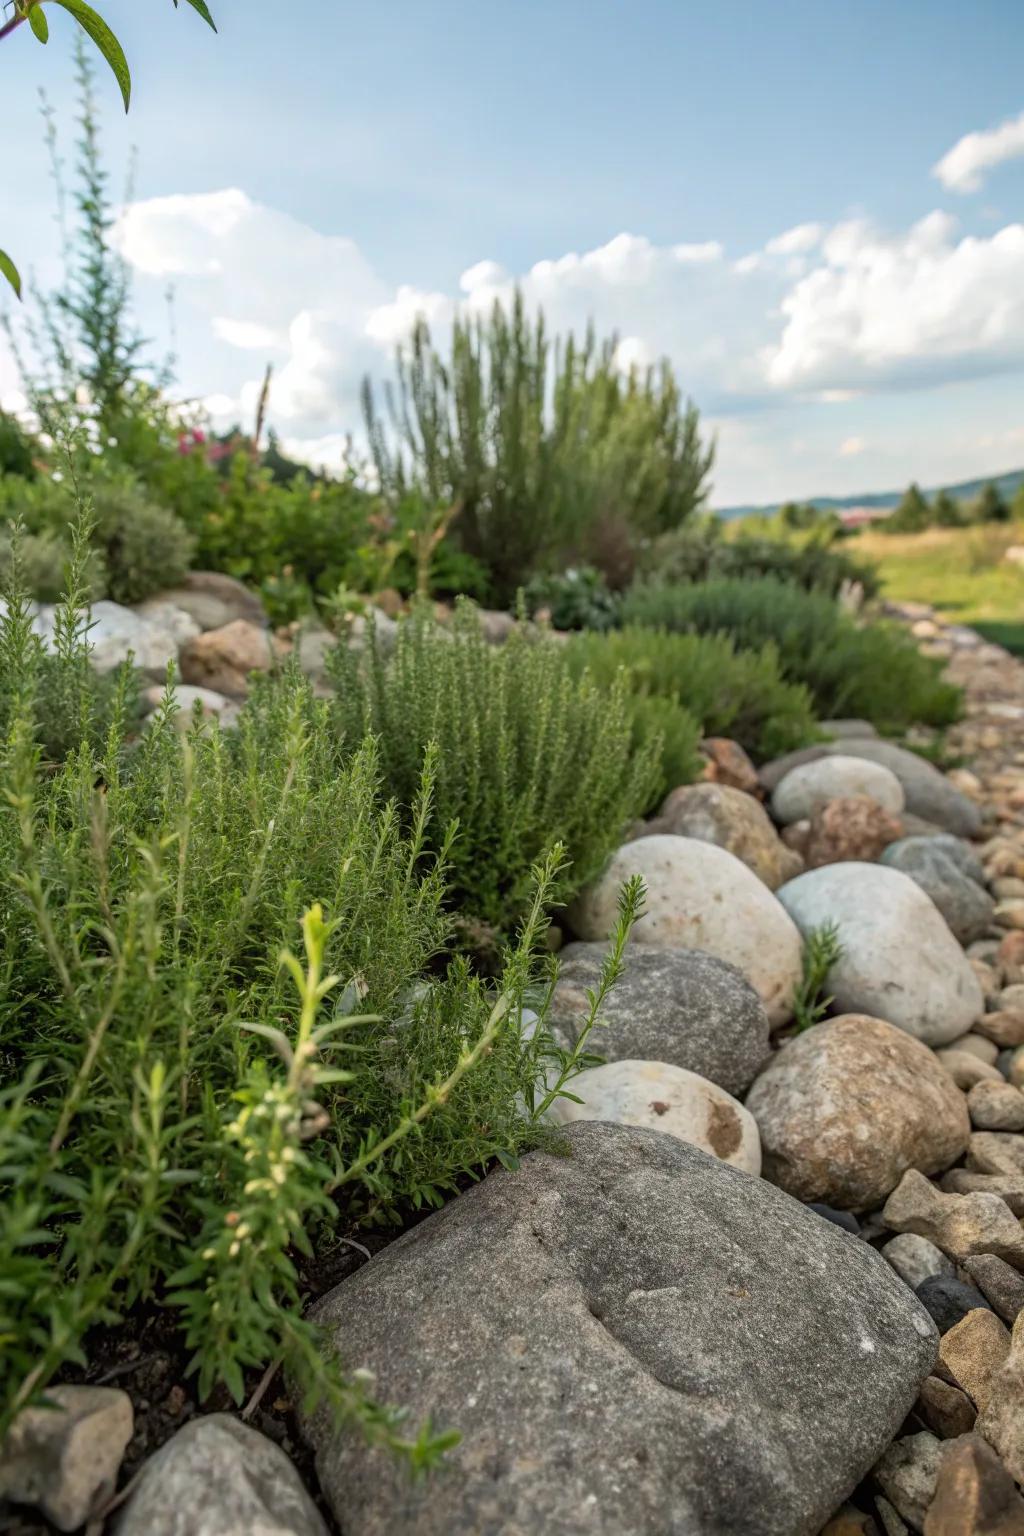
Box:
328 602 663 942
362 293 714 602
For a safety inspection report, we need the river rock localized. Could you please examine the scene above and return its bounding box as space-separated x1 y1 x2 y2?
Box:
962 1255 1024 1325
803 796 905 868
548 943 769 1095
967 1133 1024 1177
938 1310 1011 1411
115 1414 328 1536
302 1122 938 1536
922 1432 1024 1536
547 1060 761 1172
936 1051 1005 1090
570 836 802 1026
915 1376 976 1439
746 1015 969 1210
974 1012 1024 1049
967 1082 1024 1132
0 1384 132 1532
776 864 984 1047
146 570 268 631
699 737 760 794
882 1234 955 1291
880 841 995 945
873 1431 942 1531
916 1276 993 1334
32 598 190 679
977 1310 1024 1485
771 756 905 824
940 1170 1024 1216
760 741 982 838
142 682 241 732
180 619 275 698
882 1171 1024 1268
650 782 800 889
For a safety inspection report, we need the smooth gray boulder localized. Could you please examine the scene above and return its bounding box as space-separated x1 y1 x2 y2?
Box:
760 740 981 838
303 1122 937 1536
549 943 770 1096
777 863 984 1046
115 1415 328 1536
880 838 993 943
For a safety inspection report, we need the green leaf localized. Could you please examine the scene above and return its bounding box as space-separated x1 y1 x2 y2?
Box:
28 4 49 43
0 250 23 300
49 0 131 111
174 0 217 31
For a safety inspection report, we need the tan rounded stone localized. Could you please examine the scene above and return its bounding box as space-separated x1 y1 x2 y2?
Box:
746 1014 970 1210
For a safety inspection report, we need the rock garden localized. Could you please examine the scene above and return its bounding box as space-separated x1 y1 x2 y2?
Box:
6 84 1024 1532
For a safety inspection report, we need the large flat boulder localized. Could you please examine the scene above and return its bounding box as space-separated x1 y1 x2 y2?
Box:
303 1122 937 1536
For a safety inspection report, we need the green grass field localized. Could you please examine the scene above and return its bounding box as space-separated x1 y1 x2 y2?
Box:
852 524 1024 655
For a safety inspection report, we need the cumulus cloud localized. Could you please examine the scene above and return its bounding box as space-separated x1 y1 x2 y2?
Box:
765 212 1024 391
98 184 1024 494
765 223 824 256
933 108 1024 193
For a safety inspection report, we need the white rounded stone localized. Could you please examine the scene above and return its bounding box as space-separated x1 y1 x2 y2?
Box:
777 862 984 1047
771 756 905 825
547 1059 761 1173
570 835 802 1026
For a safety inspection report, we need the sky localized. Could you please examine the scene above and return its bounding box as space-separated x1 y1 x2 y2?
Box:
3 0 1024 507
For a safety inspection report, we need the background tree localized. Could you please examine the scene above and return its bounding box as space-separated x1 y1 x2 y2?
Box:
972 481 1010 524
886 481 931 534
363 293 715 602
931 488 964 527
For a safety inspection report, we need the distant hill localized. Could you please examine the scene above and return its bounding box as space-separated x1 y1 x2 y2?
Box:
715 466 1024 521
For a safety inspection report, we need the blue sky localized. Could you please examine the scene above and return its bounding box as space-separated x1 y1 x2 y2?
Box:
4 0 1024 505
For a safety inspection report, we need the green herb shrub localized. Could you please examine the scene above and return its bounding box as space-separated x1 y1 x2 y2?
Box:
525 566 620 631
0 470 192 605
327 603 663 941
363 293 714 603
643 518 880 599
566 627 818 794
0 527 632 1456
622 577 962 732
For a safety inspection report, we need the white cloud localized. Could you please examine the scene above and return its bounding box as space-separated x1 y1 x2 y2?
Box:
765 222 823 256
934 108 1024 193
672 241 724 263
212 317 283 350
765 212 1024 391
365 285 453 348
839 435 866 456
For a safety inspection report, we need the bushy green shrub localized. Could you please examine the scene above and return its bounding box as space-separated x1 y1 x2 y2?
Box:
643 518 880 599
525 566 620 631
363 293 715 602
622 577 962 732
0 470 192 605
566 627 818 791
327 603 663 940
0 540 620 1453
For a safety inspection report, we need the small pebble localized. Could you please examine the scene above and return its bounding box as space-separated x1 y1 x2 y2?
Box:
962 1254 1024 1325
881 1233 954 1291
916 1275 993 1334
808 1202 860 1236
915 1375 976 1439
967 1080 1024 1131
